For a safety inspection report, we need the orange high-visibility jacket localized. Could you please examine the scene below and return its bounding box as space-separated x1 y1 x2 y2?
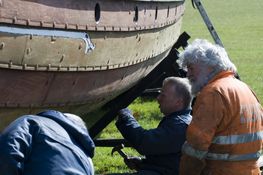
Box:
181 71 263 175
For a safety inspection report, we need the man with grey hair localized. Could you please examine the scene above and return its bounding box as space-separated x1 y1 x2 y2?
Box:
114 77 192 175
177 39 263 175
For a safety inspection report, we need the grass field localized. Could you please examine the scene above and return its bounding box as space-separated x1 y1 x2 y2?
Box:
93 0 263 174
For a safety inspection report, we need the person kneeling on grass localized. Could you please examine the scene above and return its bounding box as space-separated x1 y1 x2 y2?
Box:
114 77 192 175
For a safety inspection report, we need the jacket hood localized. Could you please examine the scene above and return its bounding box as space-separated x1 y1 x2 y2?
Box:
37 110 95 158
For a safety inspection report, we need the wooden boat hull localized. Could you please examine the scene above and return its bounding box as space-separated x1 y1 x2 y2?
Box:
0 48 171 129
0 0 185 131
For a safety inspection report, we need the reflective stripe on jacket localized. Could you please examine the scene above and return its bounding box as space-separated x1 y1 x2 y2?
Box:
183 71 263 175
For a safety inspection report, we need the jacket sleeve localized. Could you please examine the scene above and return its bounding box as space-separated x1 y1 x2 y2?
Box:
0 117 36 175
179 154 205 175
180 91 225 174
116 109 187 155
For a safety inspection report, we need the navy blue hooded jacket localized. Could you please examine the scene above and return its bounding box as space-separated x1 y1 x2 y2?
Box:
0 110 95 175
116 108 192 175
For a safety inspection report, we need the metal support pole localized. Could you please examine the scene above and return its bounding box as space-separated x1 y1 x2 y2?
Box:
192 0 224 47
191 0 241 79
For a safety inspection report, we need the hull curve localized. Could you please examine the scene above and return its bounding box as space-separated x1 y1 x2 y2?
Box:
0 0 185 131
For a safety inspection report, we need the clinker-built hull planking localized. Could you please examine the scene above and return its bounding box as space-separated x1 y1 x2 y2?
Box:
0 0 185 131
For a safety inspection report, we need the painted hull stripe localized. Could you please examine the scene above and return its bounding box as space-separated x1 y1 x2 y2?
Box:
0 26 95 53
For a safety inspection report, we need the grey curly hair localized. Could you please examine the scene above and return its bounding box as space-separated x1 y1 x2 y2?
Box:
177 39 237 74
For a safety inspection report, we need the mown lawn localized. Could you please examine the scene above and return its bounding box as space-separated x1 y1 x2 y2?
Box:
93 0 263 174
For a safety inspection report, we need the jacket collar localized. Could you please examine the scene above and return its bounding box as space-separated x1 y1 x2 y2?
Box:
208 70 235 84
166 108 192 118
164 108 192 125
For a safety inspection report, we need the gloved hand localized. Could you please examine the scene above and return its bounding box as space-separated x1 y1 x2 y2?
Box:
118 108 132 116
124 156 142 171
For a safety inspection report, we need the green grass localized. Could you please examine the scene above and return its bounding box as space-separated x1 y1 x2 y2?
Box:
93 0 263 174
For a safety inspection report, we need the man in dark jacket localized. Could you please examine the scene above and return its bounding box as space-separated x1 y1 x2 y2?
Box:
0 110 95 175
115 77 193 175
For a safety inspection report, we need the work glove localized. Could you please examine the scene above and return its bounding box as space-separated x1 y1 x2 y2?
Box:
118 108 132 116
124 156 142 171
117 108 134 122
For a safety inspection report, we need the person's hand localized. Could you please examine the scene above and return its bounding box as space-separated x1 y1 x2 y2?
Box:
118 108 132 116
117 108 134 121
124 156 142 171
